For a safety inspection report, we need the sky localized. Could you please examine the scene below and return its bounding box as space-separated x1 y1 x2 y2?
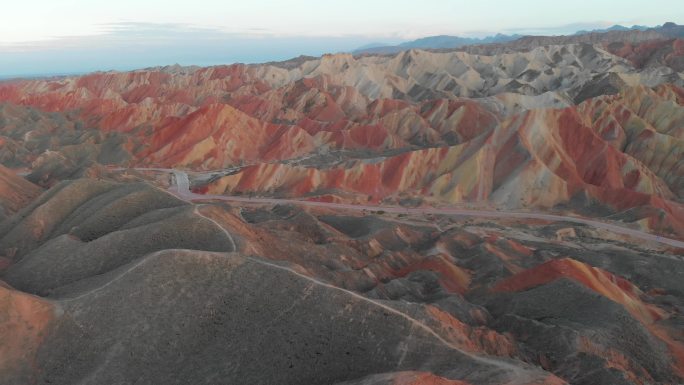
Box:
1 0 682 77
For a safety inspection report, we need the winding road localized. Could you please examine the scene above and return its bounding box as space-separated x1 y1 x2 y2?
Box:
123 168 684 249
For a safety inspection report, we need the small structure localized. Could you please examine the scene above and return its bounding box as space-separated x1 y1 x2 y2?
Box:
556 227 577 242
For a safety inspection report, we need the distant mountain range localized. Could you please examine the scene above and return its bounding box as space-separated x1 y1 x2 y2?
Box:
353 34 522 54
573 24 650 35
354 22 684 55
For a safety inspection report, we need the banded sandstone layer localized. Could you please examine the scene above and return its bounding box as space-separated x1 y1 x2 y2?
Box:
1 43 682 237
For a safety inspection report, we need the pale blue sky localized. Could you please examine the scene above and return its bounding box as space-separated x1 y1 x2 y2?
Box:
1 0 682 77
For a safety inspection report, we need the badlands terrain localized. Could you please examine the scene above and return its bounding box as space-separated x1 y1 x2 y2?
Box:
0 25 684 385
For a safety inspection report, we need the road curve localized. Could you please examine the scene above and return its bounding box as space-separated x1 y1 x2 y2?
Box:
120 168 684 249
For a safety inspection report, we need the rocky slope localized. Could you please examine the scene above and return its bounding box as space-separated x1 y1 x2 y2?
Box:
0 164 41 222
0 179 683 384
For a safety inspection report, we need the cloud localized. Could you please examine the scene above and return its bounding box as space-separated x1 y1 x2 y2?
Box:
1 22 373 52
0 22 386 77
2 23 247 51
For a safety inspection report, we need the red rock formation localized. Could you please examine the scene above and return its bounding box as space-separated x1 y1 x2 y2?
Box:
0 282 55 380
494 258 684 377
425 305 517 357
493 258 665 323
388 372 471 385
606 39 684 71
196 86 684 238
0 52 682 238
0 165 42 216
396 255 471 294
